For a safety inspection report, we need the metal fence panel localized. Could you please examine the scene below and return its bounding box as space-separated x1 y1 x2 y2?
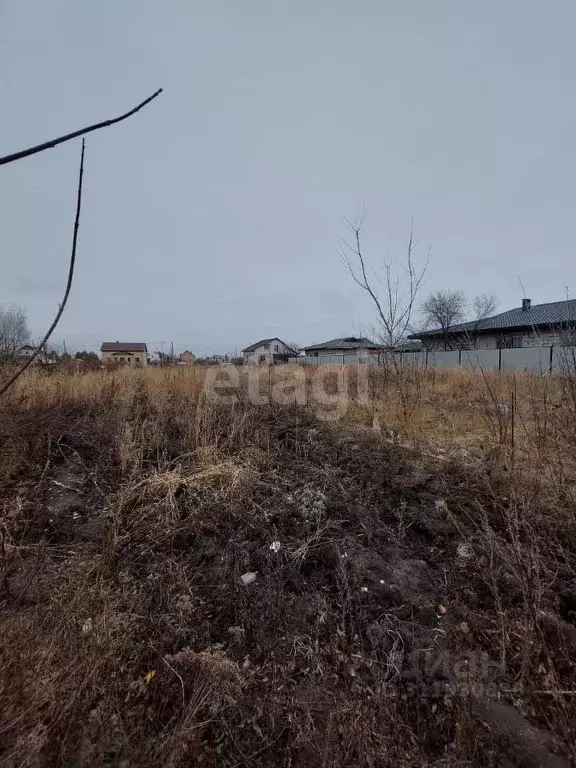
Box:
500 347 549 372
395 352 427 368
306 355 346 365
552 347 576 373
427 350 460 368
286 348 571 372
421 347 552 372
460 349 500 370
381 351 396 366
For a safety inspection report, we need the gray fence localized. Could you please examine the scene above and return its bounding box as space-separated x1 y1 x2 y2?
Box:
289 354 388 366
289 347 576 373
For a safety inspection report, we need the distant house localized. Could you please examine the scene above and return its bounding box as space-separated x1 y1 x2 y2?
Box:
301 336 384 357
178 350 196 365
13 344 58 365
16 344 37 362
409 298 576 351
242 338 298 364
100 342 148 366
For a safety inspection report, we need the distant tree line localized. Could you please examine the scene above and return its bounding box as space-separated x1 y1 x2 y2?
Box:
0 305 103 365
74 350 99 361
0 306 30 363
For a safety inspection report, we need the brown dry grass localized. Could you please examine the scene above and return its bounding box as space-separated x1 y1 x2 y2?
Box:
1 364 576 767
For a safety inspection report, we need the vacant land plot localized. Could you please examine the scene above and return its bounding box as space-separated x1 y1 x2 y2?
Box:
1 366 576 767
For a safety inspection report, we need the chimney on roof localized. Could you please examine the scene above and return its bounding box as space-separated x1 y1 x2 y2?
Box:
521 298 531 312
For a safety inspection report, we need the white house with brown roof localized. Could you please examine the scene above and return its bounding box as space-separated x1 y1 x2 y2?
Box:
100 342 148 366
242 338 298 364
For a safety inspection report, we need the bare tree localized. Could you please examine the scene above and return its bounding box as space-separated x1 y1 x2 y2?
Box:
472 292 499 323
419 290 499 350
0 142 85 396
421 289 466 350
0 306 31 362
37 344 62 365
340 210 428 351
340 211 429 428
464 292 499 349
0 89 162 167
287 342 302 355
0 88 163 397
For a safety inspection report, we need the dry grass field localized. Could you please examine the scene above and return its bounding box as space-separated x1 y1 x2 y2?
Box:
2 364 576 767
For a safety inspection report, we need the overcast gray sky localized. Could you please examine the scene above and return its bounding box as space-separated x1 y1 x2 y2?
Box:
1 1 575 355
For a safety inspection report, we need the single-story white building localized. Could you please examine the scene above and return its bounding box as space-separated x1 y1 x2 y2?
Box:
409 298 576 351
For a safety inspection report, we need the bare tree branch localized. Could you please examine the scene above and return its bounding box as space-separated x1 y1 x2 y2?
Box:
339 213 428 350
463 291 499 349
340 212 429 425
0 141 85 397
472 291 499 323
0 88 162 167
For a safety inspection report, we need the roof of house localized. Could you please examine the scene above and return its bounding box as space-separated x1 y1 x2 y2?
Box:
242 338 297 354
100 342 147 352
18 344 36 351
301 336 383 351
395 339 422 352
409 299 576 339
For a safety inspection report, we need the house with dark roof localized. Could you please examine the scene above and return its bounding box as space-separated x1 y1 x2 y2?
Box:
100 342 148 366
409 298 576 350
241 338 298 364
301 336 385 357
